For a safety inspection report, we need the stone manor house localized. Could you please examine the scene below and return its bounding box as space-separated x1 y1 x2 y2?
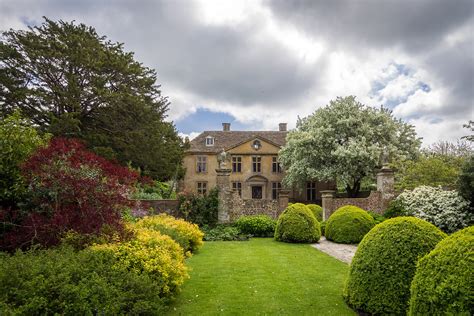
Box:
182 123 335 205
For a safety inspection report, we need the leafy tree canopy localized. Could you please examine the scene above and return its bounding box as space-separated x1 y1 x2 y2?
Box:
393 140 473 191
0 18 183 180
279 96 420 197
0 111 50 208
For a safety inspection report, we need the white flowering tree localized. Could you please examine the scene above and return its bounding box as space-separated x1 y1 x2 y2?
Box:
279 96 421 197
396 186 472 233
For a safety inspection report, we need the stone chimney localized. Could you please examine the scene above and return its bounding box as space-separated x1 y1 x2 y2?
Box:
222 123 231 131
279 123 287 131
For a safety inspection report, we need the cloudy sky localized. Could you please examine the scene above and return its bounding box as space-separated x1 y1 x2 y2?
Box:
1 0 473 144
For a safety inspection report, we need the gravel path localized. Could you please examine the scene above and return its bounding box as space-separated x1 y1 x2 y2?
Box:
312 237 358 264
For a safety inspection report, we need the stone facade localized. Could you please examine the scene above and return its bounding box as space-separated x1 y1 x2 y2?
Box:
181 123 335 203
321 165 396 219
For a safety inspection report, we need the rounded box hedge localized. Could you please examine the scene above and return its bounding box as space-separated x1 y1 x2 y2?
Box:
306 204 323 222
343 217 446 315
325 205 375 244
235 215 276 237
274 203 320 243
409 225 474 315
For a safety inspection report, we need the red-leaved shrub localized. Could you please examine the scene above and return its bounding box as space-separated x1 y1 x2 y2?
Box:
1 138 139 250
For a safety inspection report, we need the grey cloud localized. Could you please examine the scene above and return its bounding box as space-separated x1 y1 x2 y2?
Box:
267 0 474 121
267 0 473 53
0 0 319 108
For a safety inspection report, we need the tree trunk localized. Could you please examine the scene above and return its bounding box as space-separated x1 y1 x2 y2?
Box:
346 179 361 198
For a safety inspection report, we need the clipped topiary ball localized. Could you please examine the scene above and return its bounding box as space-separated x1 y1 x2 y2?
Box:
344 217 446 315
409 226 474 315
325 205 375 244
306 204 323 222
274 203 321 243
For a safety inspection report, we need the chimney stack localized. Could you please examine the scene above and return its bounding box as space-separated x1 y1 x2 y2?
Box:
279 123 287 131
222 123 231 131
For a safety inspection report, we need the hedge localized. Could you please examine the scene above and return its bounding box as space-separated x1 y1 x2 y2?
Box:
344 217 446 315
235 215 276 237
306 204 323 222
274 203 320 243
325 205 375 244
409 225 474 315
0 247 166 314
134 214 204 255
92 227 188 297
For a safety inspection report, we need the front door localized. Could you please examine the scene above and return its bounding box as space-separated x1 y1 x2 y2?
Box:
252 186 262 199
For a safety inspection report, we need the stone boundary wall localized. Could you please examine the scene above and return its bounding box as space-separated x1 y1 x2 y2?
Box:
131 199 180 217
227 192 283 222
327 191 386 217
321 165 396 220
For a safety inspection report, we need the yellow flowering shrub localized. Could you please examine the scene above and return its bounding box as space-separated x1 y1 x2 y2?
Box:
134 214 204 255
91 228 188 297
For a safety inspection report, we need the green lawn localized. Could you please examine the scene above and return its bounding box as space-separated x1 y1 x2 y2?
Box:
166 238 355 315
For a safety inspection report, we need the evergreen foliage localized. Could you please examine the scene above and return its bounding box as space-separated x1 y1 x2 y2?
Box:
457 155 474 207
134 214 204 255
235 215 276 237
306 204 323 221
344 217 446 315
325 205 375 244
274 203 320 243
409 226 474 315
0 111 49 208
0 18 183 179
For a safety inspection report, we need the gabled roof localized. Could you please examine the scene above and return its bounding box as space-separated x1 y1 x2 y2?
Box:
187 131 288 154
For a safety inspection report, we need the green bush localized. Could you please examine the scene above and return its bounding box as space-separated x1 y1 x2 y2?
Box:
367 211 385 224
202 225 249 241
0 247 166 314
134 214 204 255
0 111 49 208
383 199 408 218
274 203 321 243
409 225 474 315
325 205 375 244
178 188 219 226
235 215 276 237
306 204 323 222
344 217 446 315
92 227 188 297
320 221 327 236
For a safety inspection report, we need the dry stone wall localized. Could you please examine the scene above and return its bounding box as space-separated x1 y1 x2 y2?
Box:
227 191 283 222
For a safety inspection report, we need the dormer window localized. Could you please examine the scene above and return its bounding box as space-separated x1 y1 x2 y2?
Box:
205 136 214 146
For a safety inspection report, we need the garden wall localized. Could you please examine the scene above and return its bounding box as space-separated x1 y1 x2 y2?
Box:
323 191 388 217
227 192 283 221
132 199 180 217
321 165 396 219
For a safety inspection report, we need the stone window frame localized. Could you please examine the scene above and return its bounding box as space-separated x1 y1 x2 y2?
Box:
306 182 317 201
272 182 282 200
232 156 242 173
271 156 282 173
196 156 207 173
197 181 207 195
252 156 261 173
232 181 242 197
